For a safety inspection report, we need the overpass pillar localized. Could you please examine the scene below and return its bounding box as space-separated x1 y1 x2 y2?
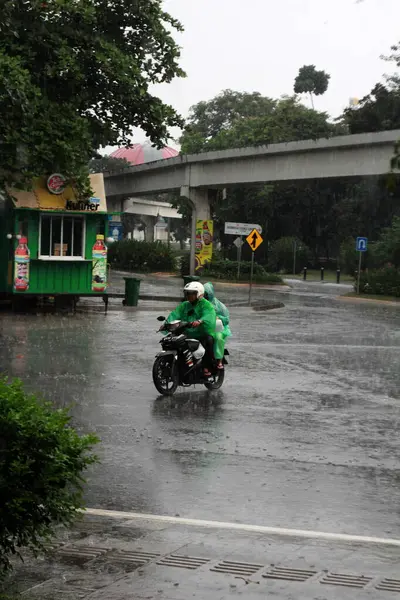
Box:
180 187 211 275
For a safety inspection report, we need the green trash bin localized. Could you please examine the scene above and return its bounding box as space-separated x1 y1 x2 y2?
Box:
123 277 141 307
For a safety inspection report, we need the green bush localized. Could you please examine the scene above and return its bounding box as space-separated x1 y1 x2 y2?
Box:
339 237 377 275
268 237 311 273
358 267 400 297
180 252 190 277
203 260 283 283
372 216 400 268
0 378 98 576
108 240 176 272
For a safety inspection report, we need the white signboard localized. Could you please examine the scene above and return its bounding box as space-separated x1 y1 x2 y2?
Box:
224 222 262 236
233 237 244 248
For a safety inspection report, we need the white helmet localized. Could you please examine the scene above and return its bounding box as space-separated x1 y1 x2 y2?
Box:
183 281 204 301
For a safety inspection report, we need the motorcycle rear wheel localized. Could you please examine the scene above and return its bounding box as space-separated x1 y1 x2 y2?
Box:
204 368 225 390
152 356 179 396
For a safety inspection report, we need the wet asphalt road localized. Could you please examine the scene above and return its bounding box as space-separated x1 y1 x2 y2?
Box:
1 278 400 541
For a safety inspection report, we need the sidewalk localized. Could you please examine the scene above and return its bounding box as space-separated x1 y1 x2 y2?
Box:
5 512 400 599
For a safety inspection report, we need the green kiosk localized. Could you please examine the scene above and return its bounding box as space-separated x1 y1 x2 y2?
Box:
0 173 111 310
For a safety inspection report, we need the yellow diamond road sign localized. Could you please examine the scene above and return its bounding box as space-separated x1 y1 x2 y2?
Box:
246 228 263 252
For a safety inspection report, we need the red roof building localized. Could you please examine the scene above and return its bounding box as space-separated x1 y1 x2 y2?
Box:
110 141 178 165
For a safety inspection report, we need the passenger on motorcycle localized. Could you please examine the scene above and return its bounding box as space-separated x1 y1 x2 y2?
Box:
204 282 231 370
165 282 216 377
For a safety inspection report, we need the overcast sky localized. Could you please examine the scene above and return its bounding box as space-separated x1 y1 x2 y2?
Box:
117 0 400 150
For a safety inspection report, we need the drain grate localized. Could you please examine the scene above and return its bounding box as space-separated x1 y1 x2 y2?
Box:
320 573 373 589
211 560 264 577
263 566 317 583
376 578 400 593
109 550 160 566
157 554 210 570
56 545 109 562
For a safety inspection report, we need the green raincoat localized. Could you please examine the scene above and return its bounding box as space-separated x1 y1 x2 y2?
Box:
204 282 232 359
166 297 216 340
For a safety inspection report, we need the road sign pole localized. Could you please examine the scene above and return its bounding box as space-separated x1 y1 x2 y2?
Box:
293 240 297 275
237 239 242 279
357 251 362 295
245 228 263 305
248 251 255 306
355 237 368 294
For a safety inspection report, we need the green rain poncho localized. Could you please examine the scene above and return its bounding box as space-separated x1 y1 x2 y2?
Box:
166 297 216 340
204 282 232 359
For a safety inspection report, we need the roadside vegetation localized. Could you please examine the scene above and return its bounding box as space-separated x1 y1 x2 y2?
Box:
0 378 98 578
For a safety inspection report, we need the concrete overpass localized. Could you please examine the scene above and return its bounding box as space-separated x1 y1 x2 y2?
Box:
104 129 400 272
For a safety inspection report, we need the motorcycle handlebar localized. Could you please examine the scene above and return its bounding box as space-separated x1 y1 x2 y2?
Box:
160 321 193 332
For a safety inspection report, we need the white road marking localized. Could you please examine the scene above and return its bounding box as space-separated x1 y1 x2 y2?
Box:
84 508 400 547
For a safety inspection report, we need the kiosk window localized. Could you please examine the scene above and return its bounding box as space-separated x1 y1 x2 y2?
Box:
39 215 85 258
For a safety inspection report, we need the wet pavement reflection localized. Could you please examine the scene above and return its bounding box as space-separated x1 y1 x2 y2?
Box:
0 278 399 541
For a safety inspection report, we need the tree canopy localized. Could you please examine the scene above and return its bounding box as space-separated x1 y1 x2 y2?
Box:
0 0 185 190
180 93 335 154
341 44 400 134
88 155 130 174
294 65 330 108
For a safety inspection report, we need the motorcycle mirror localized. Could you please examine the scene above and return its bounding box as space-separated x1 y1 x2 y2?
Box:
157 316 166 321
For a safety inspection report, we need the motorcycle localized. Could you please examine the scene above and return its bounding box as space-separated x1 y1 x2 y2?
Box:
152 316 229 396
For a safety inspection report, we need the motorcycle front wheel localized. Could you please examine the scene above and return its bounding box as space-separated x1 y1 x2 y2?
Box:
152 355 179 396
204 368 225 390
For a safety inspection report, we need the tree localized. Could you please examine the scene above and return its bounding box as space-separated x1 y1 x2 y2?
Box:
268 236 311 273
373 216 400 268
341 42 400 134
88 155 130 174
294 65 330 109
342 83 400 134
181 95 335 154
0 0 185 191
180 90 276 153
168 193 192 249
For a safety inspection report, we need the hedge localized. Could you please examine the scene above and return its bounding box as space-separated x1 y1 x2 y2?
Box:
358 267 400 297
0 378 98 576
203 260 282 283
180 258 283 283
108 240 176 272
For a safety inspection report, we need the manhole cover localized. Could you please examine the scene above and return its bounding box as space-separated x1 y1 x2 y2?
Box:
263 566 317 582
376 578 400 593
109 550 160 566
56 545 109 563
320 573 373 589
157 554 210 570
211 560 263 577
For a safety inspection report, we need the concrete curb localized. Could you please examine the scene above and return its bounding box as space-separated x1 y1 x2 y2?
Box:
252 301 285 311
336 295 400 307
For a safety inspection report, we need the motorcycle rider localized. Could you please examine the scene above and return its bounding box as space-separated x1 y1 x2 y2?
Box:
204 282 231 369
165 282 216 376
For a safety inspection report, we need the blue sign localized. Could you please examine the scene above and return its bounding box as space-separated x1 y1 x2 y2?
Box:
356 237 368 252
109 222 123 242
